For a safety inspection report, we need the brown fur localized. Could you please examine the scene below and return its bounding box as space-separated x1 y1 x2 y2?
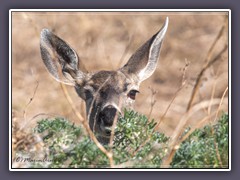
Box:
40 18 168 144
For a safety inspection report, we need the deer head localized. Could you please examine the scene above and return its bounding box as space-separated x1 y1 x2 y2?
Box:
40 17 168 144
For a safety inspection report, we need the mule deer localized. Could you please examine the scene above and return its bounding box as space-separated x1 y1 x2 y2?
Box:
40 17 168 144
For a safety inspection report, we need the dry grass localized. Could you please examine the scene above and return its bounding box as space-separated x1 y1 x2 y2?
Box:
11 11 229 167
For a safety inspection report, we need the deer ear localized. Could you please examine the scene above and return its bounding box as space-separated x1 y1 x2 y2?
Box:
40 29 87 86
120 17 168 83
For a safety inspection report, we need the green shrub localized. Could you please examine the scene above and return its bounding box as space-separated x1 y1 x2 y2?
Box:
15 110 228 168
171 113 229 168
32 110 169 168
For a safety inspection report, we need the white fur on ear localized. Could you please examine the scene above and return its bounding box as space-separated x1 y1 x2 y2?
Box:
119 17 169 83
138 17 168 82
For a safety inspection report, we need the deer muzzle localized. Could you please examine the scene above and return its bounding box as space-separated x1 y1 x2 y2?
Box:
99 105 119 136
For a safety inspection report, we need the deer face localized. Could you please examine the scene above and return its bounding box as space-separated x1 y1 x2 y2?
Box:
74 70 140 144
40 17 168 144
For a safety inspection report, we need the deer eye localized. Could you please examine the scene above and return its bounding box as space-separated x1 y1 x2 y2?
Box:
127 90 139 100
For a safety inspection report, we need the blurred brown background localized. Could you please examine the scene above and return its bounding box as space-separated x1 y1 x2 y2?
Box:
12 11 229 136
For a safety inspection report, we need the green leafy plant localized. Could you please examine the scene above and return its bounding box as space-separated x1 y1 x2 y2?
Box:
15 110 228 168
171 113 229 168
33 109 169 168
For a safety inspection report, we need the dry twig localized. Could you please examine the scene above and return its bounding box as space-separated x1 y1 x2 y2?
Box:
60 83 114 167
186 24 228 111
117 33 135 68
214 86 228 122
147 87 157 120
22 71 39 130
132 61 189 157
161 98 224 167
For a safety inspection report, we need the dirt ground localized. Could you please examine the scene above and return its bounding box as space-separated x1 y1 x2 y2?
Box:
11 11 229 136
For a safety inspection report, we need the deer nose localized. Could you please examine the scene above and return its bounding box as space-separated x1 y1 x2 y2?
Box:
104 126 112 136
100 105 117 127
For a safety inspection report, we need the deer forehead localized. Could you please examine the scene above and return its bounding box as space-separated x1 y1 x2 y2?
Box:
85 71 135 92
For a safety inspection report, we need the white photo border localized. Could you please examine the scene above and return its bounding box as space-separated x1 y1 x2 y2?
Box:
9 9 231 171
